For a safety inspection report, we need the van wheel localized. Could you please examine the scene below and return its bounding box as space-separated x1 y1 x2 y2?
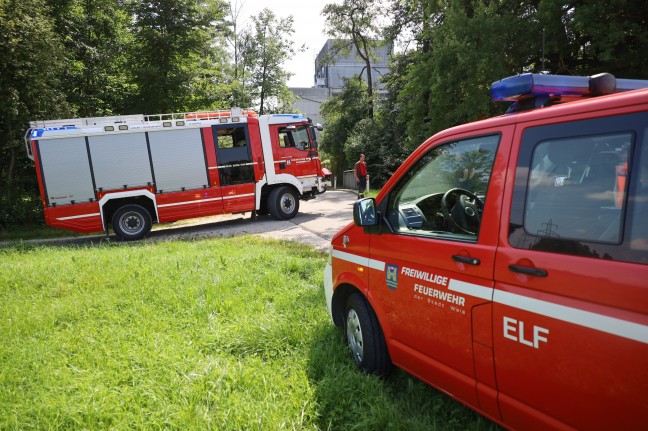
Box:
268 186 299 220
344 293 392 376
112 204 152 241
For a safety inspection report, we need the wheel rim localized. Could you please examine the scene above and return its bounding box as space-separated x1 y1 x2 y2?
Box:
346 308 364 363
119 211 144 235
280 192 296 214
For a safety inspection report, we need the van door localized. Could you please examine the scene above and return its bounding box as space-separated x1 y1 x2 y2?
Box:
367 127 512 418
494 112 648 430
213 124 255 213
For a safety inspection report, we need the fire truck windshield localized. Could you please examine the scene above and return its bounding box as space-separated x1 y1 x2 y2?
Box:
293 126 310 150
280 125 311 151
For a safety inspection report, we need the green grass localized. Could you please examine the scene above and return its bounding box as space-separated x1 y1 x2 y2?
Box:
0 224 88 242
364 188 381 199
0 216 215 242
0 236 498 430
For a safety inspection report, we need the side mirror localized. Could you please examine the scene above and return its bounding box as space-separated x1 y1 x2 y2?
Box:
308 125 320 148
353 198 378 227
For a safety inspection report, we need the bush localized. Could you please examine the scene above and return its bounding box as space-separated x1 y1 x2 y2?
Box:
0 180 43 228
345 118 408 189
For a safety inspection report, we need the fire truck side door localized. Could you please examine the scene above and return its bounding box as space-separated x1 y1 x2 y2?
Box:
213 124 255 213
367 130 509 418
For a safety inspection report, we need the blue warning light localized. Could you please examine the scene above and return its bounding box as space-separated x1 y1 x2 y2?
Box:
490 73 648 112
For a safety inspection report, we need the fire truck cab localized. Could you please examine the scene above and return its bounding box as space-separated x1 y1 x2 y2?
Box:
324 73 648 430
26 109 330 240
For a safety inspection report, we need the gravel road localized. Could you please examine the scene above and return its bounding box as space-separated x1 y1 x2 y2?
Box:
3 190 357 250
158 189 356 249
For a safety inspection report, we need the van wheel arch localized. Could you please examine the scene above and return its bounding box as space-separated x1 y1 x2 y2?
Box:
331 283 359 327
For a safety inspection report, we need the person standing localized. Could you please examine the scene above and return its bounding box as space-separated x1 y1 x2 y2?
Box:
354 153 368 199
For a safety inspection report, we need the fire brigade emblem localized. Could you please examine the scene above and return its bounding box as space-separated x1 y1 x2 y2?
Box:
386 264 399 290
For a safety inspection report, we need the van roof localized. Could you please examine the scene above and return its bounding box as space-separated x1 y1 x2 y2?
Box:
429 82 648 145
491 73 648 113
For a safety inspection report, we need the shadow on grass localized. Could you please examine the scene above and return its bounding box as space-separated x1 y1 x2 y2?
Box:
306 322 502 431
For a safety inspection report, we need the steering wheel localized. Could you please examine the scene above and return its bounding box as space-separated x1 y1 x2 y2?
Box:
441 188 483 235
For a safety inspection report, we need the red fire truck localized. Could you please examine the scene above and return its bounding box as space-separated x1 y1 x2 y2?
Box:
325 73 648 430
25 109 330 240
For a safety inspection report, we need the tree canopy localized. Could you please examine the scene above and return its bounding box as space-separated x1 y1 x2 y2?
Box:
2 0 648 227
0 0 300 227
238 8 300 114
319 0 648 182
323 0 389 118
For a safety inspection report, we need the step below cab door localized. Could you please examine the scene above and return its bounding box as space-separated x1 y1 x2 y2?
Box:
494 111 648 431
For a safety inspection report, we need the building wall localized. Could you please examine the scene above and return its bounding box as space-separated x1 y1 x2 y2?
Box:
288 87 342 126
288 39 391 126
314 39 391 90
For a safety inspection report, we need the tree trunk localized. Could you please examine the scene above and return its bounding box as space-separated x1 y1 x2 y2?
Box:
352 35 374 118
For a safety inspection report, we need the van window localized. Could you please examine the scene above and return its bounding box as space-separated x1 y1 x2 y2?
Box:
385 135 499 241
525 133 631 244
510 111 648 265
629 141 648 252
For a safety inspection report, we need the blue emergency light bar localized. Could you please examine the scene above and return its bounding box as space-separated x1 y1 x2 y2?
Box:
30 126 78 138
491 73 648 112
272 114 307 119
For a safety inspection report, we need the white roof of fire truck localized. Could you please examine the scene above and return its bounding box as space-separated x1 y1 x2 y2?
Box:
25 108 310 159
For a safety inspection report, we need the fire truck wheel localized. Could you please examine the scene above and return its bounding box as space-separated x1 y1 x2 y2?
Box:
268 186 300 220
344 293 393 376
112 204 152 241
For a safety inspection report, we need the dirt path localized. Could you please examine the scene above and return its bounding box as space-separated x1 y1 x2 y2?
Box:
2 190 357 250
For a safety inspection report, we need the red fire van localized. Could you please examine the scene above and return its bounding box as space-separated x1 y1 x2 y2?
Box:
324 73 648 430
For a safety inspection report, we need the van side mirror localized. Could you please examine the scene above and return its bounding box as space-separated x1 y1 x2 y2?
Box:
353 198 378 227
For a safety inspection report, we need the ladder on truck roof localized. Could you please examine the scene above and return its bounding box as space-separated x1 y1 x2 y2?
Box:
28 108 254 129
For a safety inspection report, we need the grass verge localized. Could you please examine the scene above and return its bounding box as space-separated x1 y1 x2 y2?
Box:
0 236 498 430
0 224 87 242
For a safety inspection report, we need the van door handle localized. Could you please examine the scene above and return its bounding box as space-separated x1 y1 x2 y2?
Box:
508 265 548 277
452 255 480 265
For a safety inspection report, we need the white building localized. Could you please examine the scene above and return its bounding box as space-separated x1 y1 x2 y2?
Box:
289 39 391 125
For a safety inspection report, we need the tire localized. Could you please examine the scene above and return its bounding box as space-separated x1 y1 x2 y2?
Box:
268 186 300 220
344 293 393 376
111 204 152 241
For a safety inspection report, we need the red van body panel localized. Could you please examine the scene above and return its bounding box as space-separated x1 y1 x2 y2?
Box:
326 85 648 430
